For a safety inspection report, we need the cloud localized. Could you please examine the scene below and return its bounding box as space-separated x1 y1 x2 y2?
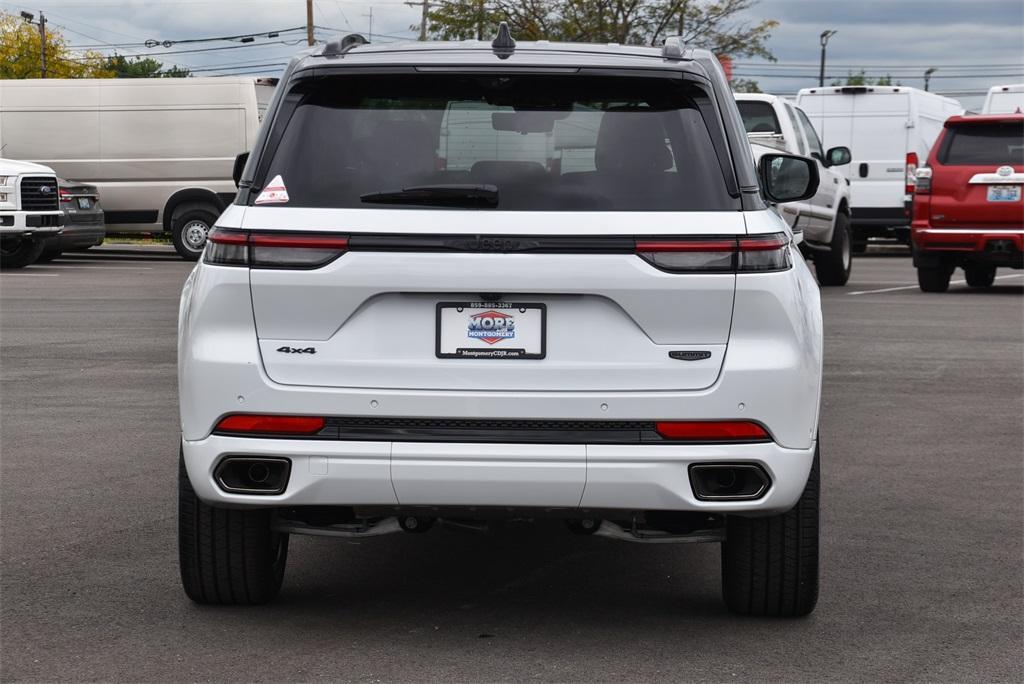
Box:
8 0 1021 108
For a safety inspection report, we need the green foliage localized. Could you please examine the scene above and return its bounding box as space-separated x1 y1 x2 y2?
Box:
0 11 113 78
831 70 899 87
105 55 191 78
731 78 761 93
426 0 778 60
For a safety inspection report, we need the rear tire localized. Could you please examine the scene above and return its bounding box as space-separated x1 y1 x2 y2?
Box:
0 236 45 269
178 451 289 605
851 230 868 254
964 265 996 288
814 212 852 286
721 447 819 617
917 265 952 292
36 247 62 263
170 203 219 261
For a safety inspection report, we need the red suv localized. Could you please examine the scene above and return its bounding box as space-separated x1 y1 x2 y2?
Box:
912 114 1023 292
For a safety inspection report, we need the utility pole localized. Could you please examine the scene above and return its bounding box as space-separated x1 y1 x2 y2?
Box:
818 30 836 87
306 0 315 46
405 0 430 41
38 12 47 78
364 7 374 40
924 67 937 92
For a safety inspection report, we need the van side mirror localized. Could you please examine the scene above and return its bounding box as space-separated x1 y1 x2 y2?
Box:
232 152 250 188
758 154 819 204
824 146 851 167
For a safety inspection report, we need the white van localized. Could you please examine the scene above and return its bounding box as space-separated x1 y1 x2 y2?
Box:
982 84 1024 114
796 85 962 248
0 77 277 259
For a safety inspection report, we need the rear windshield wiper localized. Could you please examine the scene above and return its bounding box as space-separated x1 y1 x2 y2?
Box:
360 184 498 208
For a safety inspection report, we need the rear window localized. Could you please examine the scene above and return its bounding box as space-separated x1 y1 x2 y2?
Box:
940 122 1024 165
737 100 781 134
254 73 736 211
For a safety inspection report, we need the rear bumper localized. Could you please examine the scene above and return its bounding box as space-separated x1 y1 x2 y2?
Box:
55 220 105 248
850 206 910 231
912 227 1023 251
182 434 816 515
912 227 1023 267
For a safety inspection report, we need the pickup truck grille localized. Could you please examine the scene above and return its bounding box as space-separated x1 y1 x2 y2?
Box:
19 176 60 212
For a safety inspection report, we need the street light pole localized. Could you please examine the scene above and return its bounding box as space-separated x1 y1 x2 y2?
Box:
819 30 836 87
20 11 47 78
924 67 937 92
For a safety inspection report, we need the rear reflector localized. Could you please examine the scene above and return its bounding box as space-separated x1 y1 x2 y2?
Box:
215 414 326 435
636 233 791 273
655 421 771 442
206 228 349 269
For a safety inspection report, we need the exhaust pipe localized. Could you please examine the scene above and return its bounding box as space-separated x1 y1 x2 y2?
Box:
215 457 291 495
689 464 770 501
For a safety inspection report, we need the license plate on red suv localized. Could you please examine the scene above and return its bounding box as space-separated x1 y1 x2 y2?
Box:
987 185 1021 202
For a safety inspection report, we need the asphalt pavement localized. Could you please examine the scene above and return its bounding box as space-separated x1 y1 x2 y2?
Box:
1 246 1021 682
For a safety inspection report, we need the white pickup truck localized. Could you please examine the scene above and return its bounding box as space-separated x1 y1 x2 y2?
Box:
1 158 64 268
734 94 854 286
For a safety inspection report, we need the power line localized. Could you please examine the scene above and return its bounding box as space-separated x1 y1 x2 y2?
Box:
66 25 307 49
736 62 1024 69
733 72 1023 80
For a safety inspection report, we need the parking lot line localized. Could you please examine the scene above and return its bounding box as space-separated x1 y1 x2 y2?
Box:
847 273 1023 296
0 272 60 277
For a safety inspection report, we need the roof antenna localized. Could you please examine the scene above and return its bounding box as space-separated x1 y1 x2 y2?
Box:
491 21 516 58
322 32 369 57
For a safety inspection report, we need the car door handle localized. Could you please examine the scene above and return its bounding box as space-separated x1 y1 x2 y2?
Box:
858 163 868 178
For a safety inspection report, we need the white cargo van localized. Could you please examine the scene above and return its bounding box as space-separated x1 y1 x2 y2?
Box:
982 84 1024 114
0 77 277 259
796 86 962 249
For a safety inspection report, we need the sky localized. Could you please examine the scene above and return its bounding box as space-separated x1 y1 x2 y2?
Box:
2 0 1022 110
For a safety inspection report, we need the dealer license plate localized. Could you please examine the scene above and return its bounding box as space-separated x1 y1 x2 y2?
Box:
436 302 546 359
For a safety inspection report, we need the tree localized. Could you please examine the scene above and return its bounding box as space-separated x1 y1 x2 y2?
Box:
831 70 899 87
731 78 761 93
0 11 113 78
105 55 191 78
427 0 778 60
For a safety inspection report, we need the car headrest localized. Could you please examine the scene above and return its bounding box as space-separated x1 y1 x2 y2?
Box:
595 108 673 174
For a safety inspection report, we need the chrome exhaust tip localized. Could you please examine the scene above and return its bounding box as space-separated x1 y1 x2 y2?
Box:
215 457 291 495
688 464 770 501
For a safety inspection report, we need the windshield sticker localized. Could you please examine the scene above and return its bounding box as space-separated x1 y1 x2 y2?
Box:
255 175 289 205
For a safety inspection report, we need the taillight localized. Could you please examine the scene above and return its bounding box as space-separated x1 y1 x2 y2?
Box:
635 233 791 273
914 166 932 195
58 188 72 201
215 414 325 435
205 228 349 269
905 152 919 195
655 421 771 442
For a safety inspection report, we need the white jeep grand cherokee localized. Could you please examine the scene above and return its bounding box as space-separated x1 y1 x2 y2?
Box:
178 29 825 616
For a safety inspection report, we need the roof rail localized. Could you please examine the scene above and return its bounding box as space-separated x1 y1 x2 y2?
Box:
322 33 369 58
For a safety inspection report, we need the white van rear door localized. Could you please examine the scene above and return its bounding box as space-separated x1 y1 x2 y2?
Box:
848 92 911 210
